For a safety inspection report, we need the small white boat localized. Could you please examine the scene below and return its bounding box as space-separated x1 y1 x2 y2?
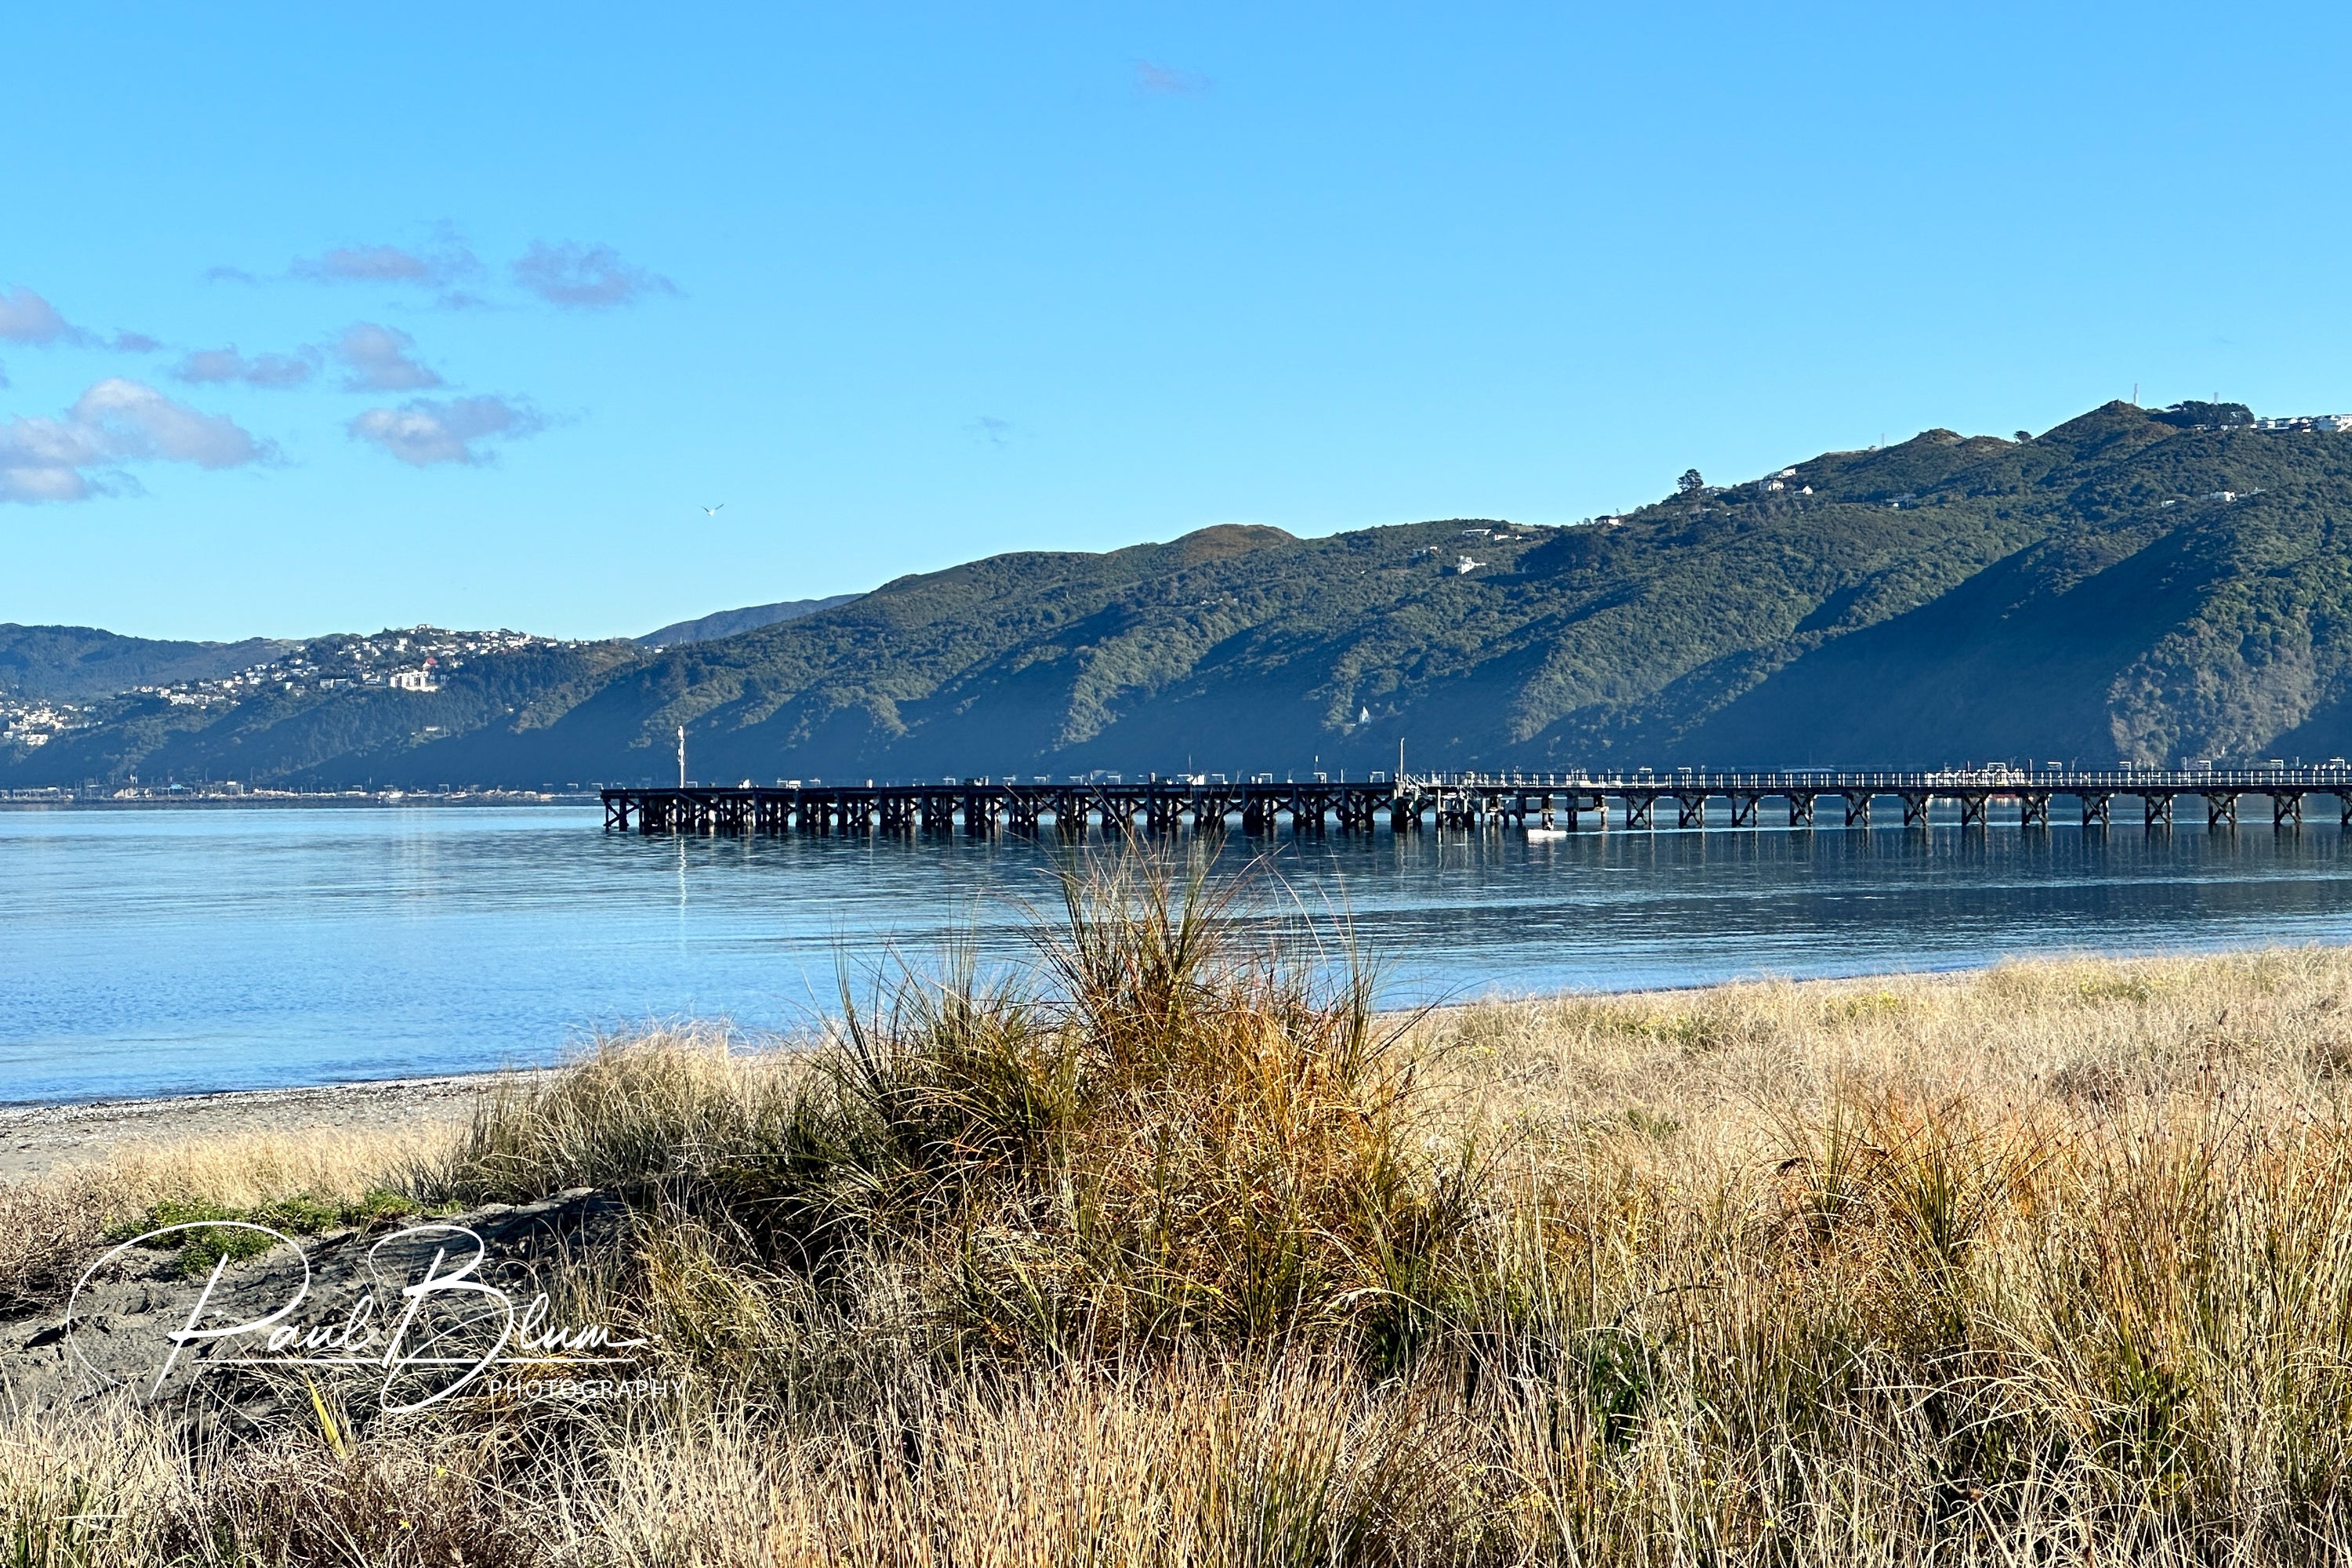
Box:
1526 826 1569 840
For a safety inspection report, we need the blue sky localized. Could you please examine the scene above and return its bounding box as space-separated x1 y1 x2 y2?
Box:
6 2 2350 641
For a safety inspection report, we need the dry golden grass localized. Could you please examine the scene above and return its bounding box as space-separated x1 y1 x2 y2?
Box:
16 862 2352 1565
572 1358 1483 1568
0 1123 453 1308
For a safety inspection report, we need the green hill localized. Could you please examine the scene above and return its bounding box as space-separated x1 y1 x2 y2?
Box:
0 626 294 702
636 593 864 648
16 400 2352 788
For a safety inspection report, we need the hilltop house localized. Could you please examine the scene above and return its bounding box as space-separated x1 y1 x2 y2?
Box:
2255 414 2352 434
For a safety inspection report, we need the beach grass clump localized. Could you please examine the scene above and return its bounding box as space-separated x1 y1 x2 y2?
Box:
431 850 1475 1369
423 1023 804 1205
807 851 1470 1355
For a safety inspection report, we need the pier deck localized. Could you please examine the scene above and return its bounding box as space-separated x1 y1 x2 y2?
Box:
601 766 2352 836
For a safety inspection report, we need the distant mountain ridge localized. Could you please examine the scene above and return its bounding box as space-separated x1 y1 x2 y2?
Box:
17 400 2352 788
637 594 863 648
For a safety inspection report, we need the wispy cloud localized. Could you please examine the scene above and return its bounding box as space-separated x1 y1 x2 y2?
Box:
295 244 434 283
173 345 321 389
0 378 270 504
333 323 443 392
279 231 484 308
1134 60 1210 96
0 286 90 347
511 241 676 309
0 288 162 353
347 394 544 466
292 238 481 288
175 325 439 390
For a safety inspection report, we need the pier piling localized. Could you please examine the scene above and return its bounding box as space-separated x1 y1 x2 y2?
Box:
600 767 2352 840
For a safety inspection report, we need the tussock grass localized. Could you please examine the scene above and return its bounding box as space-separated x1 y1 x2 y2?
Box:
428 855 1465 1363
17 858 2352 1562
424 1024 800 1204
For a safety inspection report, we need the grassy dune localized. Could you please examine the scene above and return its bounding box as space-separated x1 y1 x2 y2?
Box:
13 853 2352 1564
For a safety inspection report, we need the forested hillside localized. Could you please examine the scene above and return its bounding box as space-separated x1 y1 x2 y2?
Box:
636 594 863 648
0 626 293 702
13 400 2352 787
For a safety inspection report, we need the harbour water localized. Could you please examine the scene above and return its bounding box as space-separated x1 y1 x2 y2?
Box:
9 804 2352 1102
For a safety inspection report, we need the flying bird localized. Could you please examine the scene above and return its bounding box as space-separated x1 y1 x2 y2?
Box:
701 503 725 517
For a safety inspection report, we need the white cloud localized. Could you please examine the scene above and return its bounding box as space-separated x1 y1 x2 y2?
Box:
0 288 161 353
0 378 269 504
74 379 262 466
0 286 91 347
334 323 443 391
174 345 320 388
347 394 544 466
0 417 99 502
511 241 676 309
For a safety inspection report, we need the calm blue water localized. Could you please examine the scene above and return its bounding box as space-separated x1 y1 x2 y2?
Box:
8 804 2352 1102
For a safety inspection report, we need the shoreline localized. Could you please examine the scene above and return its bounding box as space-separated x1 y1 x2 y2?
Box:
8 938 2340 1181
0 1072 519 1181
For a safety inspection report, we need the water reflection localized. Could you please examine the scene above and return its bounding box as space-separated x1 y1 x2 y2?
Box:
4 806 2350 1101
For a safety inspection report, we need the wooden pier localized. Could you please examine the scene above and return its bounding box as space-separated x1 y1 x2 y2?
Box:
602 765 2352 837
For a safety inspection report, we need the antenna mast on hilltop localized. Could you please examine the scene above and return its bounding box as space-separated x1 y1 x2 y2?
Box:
677 725 687 788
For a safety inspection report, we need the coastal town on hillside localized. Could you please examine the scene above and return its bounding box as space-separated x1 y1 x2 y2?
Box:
0 626 574 753
132 626 568 704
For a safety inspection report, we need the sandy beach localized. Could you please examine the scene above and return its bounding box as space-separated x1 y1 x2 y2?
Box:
0 1073 504 1181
